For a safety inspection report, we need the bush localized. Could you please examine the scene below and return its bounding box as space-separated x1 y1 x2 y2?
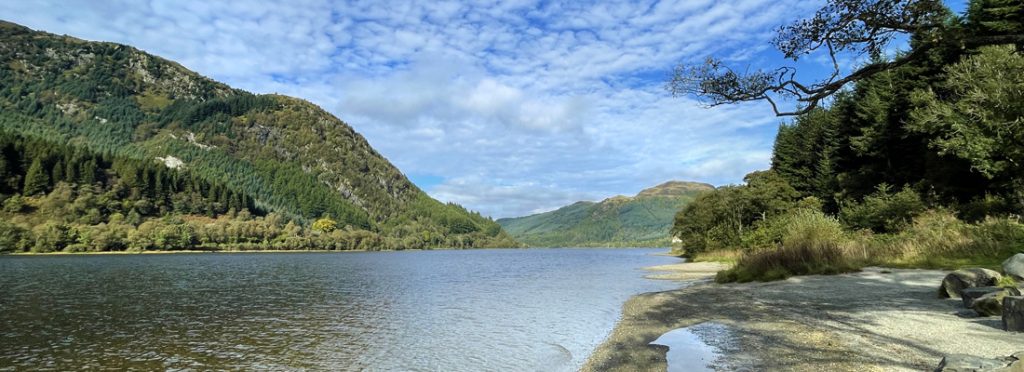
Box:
957 194 1014 223
717 210 859 282
841 184 926 233
740 197 825 250
2 194 26 213
0 220 28 252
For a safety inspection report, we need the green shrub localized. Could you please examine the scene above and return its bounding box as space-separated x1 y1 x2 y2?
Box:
0 220 28 252
841 184 926 233
957 194 1014 223
718 210 859 282
741 198 827 250
2 194 26 213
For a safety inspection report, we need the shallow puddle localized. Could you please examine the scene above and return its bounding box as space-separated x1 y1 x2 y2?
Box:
649 322 729 372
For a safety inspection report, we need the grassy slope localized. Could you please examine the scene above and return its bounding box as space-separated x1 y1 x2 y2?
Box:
498 181 713 247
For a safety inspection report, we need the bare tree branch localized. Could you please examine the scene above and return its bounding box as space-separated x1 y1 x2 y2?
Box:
666 0 1023 116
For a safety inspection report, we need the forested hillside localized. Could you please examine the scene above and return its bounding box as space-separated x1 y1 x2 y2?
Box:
671 0 1024 282
0 21 518 252
499 181 712 247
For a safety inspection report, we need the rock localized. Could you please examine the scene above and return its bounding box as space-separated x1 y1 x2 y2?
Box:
962 287 1007 308
1004 254 1024 281
935 352 1024 371
971 288 1022 317
1005 296 1024 332
939 268 1003 298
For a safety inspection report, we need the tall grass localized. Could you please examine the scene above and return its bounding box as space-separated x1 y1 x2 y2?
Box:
881 210 1024 269
715 209 1024 282
717 210 861 282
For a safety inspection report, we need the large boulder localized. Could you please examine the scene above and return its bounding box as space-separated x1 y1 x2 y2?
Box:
1004 253 1024 281
971 288 1022 317
1005 296 1024 333
935 352 1024 372
939 268 1003 298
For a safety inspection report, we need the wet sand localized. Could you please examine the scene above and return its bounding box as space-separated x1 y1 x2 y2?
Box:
584 265 1024 371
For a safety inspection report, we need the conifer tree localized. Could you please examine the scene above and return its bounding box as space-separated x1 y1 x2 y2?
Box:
23 158 48 195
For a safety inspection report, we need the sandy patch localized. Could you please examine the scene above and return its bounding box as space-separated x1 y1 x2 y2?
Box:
584 267 1024 371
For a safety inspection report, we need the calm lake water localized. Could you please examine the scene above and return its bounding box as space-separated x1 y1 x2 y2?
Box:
0 248 678 371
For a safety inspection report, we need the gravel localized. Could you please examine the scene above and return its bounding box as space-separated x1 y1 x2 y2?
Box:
583 265 1024 372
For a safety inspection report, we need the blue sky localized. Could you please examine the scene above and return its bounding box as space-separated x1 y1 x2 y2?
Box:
1 0 970 218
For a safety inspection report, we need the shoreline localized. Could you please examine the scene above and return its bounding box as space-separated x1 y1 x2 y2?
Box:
584 264 1024 371
1 246 660 256
4 249 371 256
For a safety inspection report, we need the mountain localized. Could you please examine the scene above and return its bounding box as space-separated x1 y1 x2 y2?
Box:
0 21 518 252
497 181 714 247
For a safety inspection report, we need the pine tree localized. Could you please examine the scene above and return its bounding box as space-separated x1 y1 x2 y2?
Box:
0 154 8 194
23 158 49 195
80 158 98 185
51 159 65 184
968 0 1024 41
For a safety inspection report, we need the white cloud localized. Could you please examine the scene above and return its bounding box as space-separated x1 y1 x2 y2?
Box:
1 0 827 218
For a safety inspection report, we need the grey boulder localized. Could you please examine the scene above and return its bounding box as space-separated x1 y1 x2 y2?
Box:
1005 296 1024 332
935 352 1024 371
971 288 1022 317
939 268 1003 298
1004 253 1024 281
962 287 1007 308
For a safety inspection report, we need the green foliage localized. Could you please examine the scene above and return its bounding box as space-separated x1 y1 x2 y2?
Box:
967 0 1024 38
2 194 25 213
909 45 1024 209
672 171 800 253
0 219 27 252
499 181 712 247
840 185 927 233
772 108 840 210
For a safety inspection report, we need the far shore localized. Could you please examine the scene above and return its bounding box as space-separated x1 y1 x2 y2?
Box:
5 249 370 255
2 245 663 256
584 262 1024 371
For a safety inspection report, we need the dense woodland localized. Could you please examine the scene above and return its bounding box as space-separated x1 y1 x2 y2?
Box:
672 0 1024 281
0 21 518 252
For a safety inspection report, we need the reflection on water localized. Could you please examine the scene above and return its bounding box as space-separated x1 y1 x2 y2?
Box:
0 248 677 370
650 322 730 372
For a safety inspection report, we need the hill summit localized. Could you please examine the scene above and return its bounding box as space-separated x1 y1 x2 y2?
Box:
0 21 517 251
497 181 713 247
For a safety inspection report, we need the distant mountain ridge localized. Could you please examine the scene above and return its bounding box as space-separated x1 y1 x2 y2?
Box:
497 181 714 247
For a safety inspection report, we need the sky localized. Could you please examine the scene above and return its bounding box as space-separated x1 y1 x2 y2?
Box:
0 0 968 218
